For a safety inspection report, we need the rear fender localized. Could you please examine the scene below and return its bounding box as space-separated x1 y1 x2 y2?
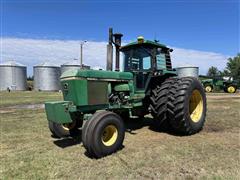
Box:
145 73 176 96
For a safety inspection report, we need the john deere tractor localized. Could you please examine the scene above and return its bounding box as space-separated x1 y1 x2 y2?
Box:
45 28 207 158
201 76 238 93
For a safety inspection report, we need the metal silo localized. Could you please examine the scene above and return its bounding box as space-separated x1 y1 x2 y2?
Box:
176 66 199 78
34 62 61 91
61 60 90 74
0 61 27 91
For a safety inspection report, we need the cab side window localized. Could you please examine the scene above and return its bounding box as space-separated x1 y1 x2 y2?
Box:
156 53 166 70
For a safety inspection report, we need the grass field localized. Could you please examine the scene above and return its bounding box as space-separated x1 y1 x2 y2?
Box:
0 92 239 179
0 91 62 108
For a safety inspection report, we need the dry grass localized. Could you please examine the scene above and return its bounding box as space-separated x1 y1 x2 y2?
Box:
0 91 62 107
0 92 240 179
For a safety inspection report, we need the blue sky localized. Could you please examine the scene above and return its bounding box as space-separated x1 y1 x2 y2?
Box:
1 0 239 75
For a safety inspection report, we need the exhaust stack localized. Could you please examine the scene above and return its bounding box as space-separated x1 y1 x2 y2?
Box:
106 28 113 71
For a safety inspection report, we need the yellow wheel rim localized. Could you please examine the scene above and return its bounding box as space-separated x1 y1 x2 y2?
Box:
227 86 235 93
62 121 76 131
101 125 118 146
189 90 204 123
205 86 212 92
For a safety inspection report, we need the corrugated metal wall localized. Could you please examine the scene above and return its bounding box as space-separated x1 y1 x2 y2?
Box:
0 62 27 91
34 66 61 91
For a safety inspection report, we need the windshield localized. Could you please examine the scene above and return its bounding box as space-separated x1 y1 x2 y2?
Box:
123 48 152 71
122 47 170 71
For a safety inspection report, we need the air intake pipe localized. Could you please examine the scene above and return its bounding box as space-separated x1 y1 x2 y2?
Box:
113 33 123 71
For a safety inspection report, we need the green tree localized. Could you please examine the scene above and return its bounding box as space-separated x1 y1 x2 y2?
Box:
220 69 230 76
225 53 240 86
207 66 221 77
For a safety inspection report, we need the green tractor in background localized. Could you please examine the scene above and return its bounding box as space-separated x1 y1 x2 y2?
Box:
201 76 238 93
45 28 207 158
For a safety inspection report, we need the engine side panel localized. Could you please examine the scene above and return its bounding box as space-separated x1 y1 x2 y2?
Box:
88 81 108 105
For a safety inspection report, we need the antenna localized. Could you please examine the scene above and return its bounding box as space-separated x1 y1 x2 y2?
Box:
154 32 159 43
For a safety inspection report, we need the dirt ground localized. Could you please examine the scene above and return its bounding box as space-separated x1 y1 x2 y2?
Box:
0 92 239 179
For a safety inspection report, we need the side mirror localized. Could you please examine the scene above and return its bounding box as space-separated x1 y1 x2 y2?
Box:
169 49 173 52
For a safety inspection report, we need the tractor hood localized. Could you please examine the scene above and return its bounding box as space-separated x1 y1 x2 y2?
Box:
61 69 133 81
201 79 213 83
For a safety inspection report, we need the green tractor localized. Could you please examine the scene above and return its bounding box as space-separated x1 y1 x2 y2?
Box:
201 76 238 93
45 28 207 158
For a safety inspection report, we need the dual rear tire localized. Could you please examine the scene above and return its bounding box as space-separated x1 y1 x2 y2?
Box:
150 77 207 135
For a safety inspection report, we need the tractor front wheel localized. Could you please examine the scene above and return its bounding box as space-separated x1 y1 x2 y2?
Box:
48 120 79 138
205 85 213 93
82 111 125 158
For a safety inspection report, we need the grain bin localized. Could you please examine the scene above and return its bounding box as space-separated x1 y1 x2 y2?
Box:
34 62 61 91
61 61 90 74
176 66 199 78
0 61 27 91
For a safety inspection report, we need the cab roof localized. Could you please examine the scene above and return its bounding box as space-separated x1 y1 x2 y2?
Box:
120 40 168 51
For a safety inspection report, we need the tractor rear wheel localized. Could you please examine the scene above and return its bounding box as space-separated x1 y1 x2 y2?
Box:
82 111 125 158
169 77 207 135
149 78 177 129
227 85 237 93
48 120 79 138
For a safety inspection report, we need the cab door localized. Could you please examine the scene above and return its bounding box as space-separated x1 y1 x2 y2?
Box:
122 47 153 91
133 56 152 90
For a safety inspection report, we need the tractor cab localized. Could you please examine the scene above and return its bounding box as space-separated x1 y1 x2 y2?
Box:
120 36 173 89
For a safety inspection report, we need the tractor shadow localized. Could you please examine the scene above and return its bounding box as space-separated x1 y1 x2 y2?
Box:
84 145 125 159
125 116 180 136
53 116 180 149
124 117 153 134
53 130 82 148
